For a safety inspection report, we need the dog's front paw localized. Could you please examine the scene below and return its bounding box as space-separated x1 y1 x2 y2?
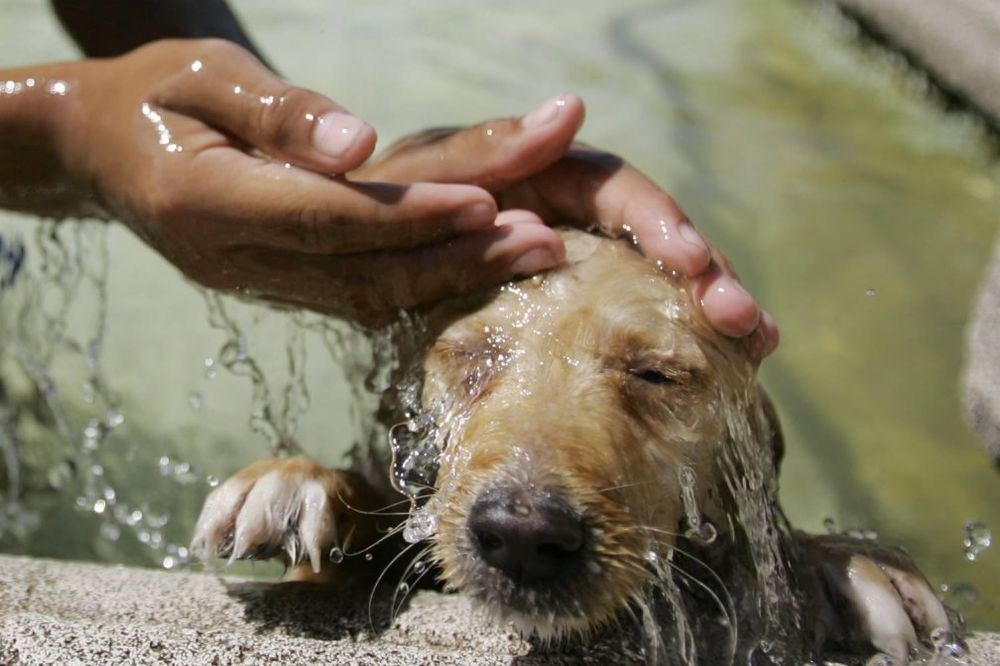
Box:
191 457 382 575
793 532 962 663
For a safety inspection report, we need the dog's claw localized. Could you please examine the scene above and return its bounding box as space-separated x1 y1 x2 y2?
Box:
793 532 955 661
846 556 919 661
191 458 350 572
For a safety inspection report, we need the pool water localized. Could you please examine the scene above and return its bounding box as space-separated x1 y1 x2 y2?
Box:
0 0 997 630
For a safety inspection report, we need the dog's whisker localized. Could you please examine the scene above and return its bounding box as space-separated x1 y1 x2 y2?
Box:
391 544 435 620
335 489 412 516
665 559 737 665
592 479 654 494
367 539 422 633
343 520 406 557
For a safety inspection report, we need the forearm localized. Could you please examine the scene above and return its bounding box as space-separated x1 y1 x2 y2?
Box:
50 0 273 70
0 61 105 219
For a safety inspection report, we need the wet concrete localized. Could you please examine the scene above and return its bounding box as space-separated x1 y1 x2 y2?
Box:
0 555 997 666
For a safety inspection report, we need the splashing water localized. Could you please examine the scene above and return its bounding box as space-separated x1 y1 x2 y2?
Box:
962 521 992 561
401 505 437 544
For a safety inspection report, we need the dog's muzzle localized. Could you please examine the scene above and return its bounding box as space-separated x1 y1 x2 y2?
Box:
467 485 586 585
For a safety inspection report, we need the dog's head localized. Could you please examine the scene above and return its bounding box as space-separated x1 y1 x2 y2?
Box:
414 230 779 638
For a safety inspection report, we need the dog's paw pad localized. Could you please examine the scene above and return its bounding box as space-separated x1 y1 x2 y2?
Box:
191 458 340 573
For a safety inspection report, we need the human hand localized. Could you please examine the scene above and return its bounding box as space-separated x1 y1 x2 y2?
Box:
356 102 779 358
45 39 575 323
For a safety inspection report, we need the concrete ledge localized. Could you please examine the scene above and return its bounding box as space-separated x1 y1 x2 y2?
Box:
831 0 1000 127
0 555 997 665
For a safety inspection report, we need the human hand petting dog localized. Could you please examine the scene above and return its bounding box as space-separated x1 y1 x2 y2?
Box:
0 38 775 356
355 102 779 358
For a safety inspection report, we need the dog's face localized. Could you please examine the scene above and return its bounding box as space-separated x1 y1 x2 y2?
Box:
418 231 766 638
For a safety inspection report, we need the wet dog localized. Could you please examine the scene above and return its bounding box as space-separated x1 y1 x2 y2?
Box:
192 230 956 664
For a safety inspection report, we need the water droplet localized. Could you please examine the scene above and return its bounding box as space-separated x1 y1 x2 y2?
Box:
206 475 220 488
822 517 837 534
204 357 218 379
646 550 659 565
162 556 176 569
699 522 718 544
865 288 877 297
82 419 102 450
413 561 425 574
402 507 437 543
364 553 373 561
397 582 410 595
99 522 121 542
146 512 170 529
931 627 966 657
91 464 104 477
92 499 106 514
940 581 978 609
188 392 204 409
105 409 125 428
963 520 991 561
329 547 344 563
678 465 696 488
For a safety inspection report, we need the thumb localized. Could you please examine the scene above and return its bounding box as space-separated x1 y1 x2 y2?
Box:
153 40 376 173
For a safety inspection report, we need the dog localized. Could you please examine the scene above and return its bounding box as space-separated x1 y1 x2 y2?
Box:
192 229 958 664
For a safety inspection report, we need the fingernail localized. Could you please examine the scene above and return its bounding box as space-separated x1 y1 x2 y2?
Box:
522 96 567 129
511 248 559 275
452 202 496 231
312 111 367 157
678 220 708 253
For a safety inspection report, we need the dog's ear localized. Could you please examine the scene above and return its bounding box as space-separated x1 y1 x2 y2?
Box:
756 385 785 471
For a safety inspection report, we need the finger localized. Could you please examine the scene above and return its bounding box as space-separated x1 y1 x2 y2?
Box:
223 211 565 324
177 142 499 254
689 259 761 338
747 310 780 360
153 40 376 173
507 148 712 276
358 94 585 190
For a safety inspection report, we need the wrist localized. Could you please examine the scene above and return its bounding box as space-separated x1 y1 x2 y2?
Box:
0 59 107 219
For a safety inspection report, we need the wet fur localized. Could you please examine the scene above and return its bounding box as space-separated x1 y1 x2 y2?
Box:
193 230 955 664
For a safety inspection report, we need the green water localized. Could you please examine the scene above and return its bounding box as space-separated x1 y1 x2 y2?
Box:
0 0 998 630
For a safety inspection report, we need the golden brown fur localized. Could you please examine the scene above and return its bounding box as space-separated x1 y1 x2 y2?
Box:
193 230 955 664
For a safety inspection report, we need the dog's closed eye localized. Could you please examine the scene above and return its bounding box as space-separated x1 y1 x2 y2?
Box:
628 368 678 385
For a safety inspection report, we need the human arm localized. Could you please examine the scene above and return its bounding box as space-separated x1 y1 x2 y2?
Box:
0 39 572 324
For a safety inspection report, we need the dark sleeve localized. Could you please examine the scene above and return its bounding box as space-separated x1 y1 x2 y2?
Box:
49 0 275 70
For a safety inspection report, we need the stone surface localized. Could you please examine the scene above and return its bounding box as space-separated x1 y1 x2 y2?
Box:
0 555 997 665
832 0 1000 125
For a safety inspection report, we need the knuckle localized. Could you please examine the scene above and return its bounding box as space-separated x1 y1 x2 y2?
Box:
295 203 330 250
196 38 246 62
253 84 309 146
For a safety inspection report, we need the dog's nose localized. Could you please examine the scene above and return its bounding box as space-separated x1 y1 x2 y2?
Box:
468 488 584 579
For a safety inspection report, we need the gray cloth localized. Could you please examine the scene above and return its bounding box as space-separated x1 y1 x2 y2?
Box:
833 0 1000 126
0 555 997 665
965 237 1000 464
